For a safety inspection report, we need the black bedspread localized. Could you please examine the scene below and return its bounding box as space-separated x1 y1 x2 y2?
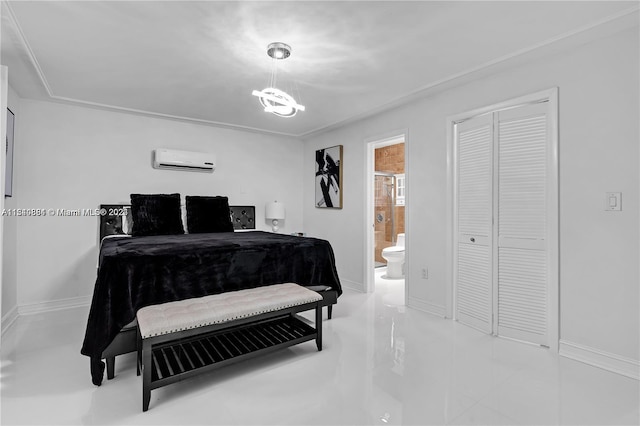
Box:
81 231 341 385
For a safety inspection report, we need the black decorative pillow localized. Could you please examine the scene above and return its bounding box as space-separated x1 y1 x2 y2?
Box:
186 196 234 233
130 193 184 237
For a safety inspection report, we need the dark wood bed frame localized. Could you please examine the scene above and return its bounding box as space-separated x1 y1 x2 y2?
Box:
97 204 338 380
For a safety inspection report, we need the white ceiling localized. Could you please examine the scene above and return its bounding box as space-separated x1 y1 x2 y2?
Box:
1 1 638 137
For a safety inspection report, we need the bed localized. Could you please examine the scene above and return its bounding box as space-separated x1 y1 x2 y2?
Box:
81 196 342 385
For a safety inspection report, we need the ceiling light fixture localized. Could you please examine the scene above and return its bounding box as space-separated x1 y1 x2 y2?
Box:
252 42 305 118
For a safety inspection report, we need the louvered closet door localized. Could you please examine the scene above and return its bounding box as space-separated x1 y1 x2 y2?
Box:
455 114 493 333
496 102 549 346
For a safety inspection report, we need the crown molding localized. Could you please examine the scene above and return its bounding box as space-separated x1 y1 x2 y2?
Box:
299 4 640 139
6 2 638 140
48 95 302 138
3 1 54 97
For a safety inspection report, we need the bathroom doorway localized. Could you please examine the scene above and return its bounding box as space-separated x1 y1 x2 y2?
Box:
365 133 407 295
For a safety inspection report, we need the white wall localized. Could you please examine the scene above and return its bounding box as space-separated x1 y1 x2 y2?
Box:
11 100 303 309
0 67 7 331
1 84 21 324
303 27 639 365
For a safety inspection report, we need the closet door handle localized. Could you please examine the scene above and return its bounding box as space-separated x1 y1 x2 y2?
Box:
470 237 475 243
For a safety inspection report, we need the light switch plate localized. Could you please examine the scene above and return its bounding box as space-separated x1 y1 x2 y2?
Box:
605 192 622 211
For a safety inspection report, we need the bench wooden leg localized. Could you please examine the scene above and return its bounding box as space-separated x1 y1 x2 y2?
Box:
316 304 322 351
105 357 115 380
327 305 333 320
137 331 142 376
142 339 151 412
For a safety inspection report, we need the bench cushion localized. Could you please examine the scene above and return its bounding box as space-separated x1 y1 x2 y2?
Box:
137 283 322 338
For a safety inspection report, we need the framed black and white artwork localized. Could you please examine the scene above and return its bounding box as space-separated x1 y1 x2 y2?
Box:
315 145 342 209
5 108 15 197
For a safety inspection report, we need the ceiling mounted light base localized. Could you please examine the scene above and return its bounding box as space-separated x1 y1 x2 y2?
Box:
252 42 305 118
267 42 291 60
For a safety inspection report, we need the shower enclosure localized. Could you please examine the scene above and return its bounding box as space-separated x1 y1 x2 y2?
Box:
374 172 396 267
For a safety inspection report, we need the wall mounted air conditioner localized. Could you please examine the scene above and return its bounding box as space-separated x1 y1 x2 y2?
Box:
153 149 216 172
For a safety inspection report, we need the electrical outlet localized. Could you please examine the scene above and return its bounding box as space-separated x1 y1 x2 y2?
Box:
421 268 428 279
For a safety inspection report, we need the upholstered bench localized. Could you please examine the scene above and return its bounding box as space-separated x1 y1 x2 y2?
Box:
136 283 323 411
102 286 337 380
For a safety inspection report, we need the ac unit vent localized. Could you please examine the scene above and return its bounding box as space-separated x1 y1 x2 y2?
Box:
153 149 216 172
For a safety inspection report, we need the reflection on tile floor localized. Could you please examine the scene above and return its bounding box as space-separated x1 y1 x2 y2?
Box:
1 267 638 425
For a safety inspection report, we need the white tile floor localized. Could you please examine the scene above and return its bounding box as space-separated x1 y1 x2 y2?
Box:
1 268 638 425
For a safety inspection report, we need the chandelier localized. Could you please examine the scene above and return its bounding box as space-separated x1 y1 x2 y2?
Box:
252 42 305 118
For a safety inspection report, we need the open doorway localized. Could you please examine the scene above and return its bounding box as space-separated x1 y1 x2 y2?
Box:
366 134 406 297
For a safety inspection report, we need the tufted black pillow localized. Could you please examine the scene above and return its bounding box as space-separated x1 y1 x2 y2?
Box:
186 196 234 233
130 193 184 237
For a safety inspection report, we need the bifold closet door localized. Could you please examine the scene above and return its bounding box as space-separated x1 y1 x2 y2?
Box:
455 101 552 347
495 103 549 346
455 114 493 333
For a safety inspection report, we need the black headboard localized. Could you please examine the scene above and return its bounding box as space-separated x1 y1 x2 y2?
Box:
229 205 255 230
99 204 256 240
99 204 131 240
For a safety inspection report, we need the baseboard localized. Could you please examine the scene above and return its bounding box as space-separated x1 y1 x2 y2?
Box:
559 339 639 380
18 295 92 316
1 305 19 336
341 279 364 293
407 296 446 318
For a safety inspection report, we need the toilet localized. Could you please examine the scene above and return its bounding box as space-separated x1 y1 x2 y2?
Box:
381 233 405 278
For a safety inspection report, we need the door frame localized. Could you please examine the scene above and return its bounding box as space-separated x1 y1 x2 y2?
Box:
446 88 559 351
364 130 408 295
